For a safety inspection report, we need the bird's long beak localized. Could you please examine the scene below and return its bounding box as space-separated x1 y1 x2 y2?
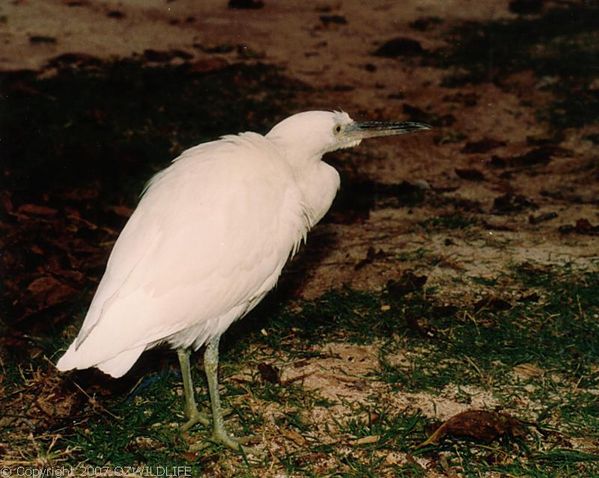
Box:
345 120 431 140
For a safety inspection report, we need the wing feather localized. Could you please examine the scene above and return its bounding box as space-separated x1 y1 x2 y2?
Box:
57 133 308 373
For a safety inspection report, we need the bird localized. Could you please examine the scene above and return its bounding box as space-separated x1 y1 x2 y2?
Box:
56 110 430 452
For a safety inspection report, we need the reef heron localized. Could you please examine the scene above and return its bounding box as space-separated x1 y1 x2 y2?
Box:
56 110 430 452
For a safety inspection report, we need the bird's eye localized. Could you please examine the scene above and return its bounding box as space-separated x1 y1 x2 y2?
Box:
334 125 342 134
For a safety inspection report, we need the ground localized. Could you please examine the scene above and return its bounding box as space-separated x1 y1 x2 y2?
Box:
0 0 598 477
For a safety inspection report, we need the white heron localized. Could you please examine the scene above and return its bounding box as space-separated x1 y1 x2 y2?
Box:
56 110 430 452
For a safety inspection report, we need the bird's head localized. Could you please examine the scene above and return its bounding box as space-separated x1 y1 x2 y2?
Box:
266 110 430 165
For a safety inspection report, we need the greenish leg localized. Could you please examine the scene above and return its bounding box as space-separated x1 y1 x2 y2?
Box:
177 348 210 431
203 336 258 453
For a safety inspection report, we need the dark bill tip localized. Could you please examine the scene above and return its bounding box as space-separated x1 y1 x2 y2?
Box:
357 121 432 132
347 120 432 139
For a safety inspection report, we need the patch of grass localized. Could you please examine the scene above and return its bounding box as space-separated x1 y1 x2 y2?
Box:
2 265 598 475
340 404 428 451
379 268 599 392
58 372 187 464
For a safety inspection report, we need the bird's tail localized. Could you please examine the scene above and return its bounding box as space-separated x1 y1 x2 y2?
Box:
56 343 145 378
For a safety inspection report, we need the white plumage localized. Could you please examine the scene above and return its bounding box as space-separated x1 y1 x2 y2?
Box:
56 110 429 451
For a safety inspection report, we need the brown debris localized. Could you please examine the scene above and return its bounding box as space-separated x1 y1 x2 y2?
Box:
257 362 281 384
492 193 538 214
419 410 526 447
387 272 428 298
320 15 348 26
29 35 57 45
474 296 512 312
1 367 86 432
26 276 77 310
17 204 58 217
143 49 194 63
354 247 387 270
373 38 425 57
558 218 599 236
509 0 544 15
228 0 264 9
106 10 125 19
461 138 506 154
281 428 307 446
350 435 380 446
529 211 558 224
455 168 485 181
491 146 569 169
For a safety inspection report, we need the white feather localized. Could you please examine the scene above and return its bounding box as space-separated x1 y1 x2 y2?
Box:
57 133 314 375
56 111 353 377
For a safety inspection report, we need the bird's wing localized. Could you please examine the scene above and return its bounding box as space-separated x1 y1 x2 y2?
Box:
60 133 308 370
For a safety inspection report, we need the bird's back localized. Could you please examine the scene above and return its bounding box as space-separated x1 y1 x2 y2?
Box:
57 133 309 377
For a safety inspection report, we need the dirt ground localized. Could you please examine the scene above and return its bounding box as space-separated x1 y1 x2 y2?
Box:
0 0 598 477
1 0 597 296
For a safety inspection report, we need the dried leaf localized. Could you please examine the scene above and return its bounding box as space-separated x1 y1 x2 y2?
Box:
18 204 58 217
282 428 306 446
513 363 544 379
27 276 76 308
350 435 380 446
419 410 526 447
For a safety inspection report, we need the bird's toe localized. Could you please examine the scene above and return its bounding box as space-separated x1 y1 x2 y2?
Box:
180 410 211 431
188 430 262 456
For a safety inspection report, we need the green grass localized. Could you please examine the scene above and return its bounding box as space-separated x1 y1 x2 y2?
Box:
2 264 598 476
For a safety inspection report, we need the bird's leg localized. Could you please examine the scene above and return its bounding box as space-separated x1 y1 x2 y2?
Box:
177 348 210 431
203 336 256 452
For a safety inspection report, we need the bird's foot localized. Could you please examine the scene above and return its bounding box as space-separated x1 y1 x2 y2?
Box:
190 431 262 456
180 410 211 432
181 407 234 432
